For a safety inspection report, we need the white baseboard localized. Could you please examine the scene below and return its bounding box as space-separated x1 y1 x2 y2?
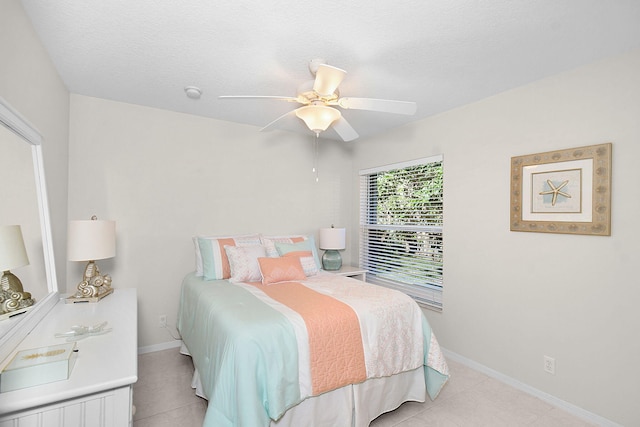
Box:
441 348 620 427
138 339 182 355
135 342 619 425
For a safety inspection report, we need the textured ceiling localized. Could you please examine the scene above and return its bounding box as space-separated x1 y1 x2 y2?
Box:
19 0 640 141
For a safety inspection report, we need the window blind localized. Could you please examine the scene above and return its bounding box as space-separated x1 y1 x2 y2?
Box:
359 155 444 310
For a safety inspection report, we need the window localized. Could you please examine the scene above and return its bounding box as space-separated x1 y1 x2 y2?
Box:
359 155 444 310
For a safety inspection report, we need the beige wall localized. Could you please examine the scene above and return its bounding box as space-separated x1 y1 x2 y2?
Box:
353 49 640 426
68 96 354 348
0 0 69 291
6 0 639 422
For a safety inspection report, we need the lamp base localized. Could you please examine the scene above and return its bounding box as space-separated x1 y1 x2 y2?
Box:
322 250 342 271
0 306 32 321
0 271 35 318
66 261 113 304
66 287 113 304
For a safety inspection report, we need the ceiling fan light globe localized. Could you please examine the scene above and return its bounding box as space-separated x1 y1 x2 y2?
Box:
295 105 341 133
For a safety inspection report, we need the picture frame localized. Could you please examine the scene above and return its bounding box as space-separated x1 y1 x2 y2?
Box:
510 143 612 235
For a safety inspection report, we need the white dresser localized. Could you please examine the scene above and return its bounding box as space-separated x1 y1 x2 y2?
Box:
0 288 137 426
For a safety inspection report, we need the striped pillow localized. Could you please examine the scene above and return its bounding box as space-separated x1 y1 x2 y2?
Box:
261 235 322 270
196 234 261 280
260 235 306 257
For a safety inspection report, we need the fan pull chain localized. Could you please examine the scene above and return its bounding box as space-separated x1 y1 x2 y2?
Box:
313 133 320 182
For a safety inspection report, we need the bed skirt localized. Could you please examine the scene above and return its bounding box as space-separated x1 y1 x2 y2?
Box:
181 343 426 427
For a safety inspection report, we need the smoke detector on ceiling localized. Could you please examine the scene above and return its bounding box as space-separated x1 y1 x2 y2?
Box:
184 86 202 99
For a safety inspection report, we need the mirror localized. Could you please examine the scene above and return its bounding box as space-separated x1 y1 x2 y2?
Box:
0 97 58 364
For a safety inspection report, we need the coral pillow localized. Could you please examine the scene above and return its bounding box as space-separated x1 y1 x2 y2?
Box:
257 257 306 285
275 241 319 276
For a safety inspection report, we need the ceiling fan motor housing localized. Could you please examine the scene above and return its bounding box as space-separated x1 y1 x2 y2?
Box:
296 80 339 104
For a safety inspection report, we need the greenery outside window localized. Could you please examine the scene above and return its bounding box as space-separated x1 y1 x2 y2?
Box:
359 155 444 310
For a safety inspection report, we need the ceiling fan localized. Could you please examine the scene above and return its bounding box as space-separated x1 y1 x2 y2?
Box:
220 59 417 141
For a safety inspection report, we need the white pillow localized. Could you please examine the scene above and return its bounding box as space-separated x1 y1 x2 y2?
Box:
193 234 261 277
224 245 267 283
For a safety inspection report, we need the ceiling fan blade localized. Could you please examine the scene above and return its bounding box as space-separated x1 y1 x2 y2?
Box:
219 95 303 103
337 97 417 115
259 109 297 132
332 117 359 142
313 64 346 96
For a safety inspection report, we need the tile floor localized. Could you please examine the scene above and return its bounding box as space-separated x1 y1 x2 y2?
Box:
133 347 596 427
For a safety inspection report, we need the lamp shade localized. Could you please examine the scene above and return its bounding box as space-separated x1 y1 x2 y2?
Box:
68 219 116 261
295 105 341 133
319 227 346 250
0 225 29 271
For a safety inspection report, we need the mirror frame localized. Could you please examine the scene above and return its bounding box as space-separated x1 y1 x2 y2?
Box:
0 97 59 363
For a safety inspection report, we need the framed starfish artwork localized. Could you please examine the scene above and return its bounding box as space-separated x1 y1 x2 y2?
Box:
510 143 611 235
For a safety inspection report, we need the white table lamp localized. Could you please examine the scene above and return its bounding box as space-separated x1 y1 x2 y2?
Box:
319 226 346 271
67 216 116 303
0 225 35 317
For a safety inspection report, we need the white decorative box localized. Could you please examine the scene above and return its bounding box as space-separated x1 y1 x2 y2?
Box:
0 342 77 392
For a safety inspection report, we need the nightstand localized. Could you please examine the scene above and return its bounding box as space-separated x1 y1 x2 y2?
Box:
327 265 367 281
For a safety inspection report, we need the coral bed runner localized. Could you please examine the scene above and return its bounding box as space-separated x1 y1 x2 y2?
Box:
249 281 367 395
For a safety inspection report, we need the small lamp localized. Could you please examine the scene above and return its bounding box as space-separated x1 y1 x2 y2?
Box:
67 216 116 303
0 225 35 318
319 226 346 271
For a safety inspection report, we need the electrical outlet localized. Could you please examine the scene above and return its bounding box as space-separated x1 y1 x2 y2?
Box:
159 314 167 328
543 356 555 374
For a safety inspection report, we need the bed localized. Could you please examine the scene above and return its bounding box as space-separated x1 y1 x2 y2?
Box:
177 234 449 427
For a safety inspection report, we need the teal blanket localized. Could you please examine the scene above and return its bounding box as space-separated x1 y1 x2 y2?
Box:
177 273 448 427
178 274 300 426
